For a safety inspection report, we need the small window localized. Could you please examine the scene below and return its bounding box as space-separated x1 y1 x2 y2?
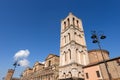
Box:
73 18 75 25
77 20 79 27
64 22 66 29
86 73 89 79
96 71 100 77
79 34 82 38
48 60 51 66
64 36 66 43
68 49 71 59
74 32 77 35
64 51 66 61
67 18 70 26
68 33 71 41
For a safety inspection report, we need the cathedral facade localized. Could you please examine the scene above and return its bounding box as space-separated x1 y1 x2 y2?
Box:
5 13 120 80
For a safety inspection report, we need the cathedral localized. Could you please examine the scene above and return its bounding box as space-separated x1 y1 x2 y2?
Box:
5 13 120 80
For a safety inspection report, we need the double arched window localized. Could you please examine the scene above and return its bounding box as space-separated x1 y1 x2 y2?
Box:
63 18 70 30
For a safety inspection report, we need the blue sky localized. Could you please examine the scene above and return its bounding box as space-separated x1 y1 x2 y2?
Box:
0 0 120 79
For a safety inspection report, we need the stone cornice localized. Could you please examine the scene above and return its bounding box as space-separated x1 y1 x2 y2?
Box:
59 62 84 68
60 40 86 49
61 24 84 34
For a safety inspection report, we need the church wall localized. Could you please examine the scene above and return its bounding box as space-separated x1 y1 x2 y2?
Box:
100 59 120 80
88 50 110 64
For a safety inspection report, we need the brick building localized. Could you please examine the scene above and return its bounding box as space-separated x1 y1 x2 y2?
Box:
20 54 59 80
84 50 120 80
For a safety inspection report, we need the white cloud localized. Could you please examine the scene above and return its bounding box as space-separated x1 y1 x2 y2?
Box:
39 61 45 64
18 59 29 67
14 49 30 60
13 49 30 67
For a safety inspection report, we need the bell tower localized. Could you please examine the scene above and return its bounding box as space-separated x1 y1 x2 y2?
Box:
59 13 89 80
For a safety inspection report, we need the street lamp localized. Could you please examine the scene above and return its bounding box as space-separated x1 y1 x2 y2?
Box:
10 61 20 80
91 31 112 80
13 61 20 71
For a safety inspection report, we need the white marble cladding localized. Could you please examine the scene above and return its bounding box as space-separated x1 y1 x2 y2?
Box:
59 13 89 79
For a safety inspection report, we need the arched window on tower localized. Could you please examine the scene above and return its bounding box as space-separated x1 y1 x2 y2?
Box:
73 17 75 26
76 49 79 63
64 36 66 43
68 49 71 60
67 18 70 26
64 51 67 61
64 22 66 30
74 32 77 41
77 20 79 28
78 34 82 42
76 49 78 54
68 33 71 41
